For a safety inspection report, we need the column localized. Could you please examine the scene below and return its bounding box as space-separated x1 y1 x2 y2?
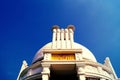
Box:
56 29 61 49
41 64 50 80
52 28 57 49
78 75 85 80
65 29 71 49
61 29 65 49
76 64 85 80
42 74 49 80
42 67 50 80
69 28 74 48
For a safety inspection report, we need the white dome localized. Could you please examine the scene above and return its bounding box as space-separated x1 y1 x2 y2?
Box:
74 42 97 62
32 42 97 63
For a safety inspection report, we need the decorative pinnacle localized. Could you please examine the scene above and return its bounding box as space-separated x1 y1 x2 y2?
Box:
67 25 75 31
52 25 59 31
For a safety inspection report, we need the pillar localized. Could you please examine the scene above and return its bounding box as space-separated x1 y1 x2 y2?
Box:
41 63 50 80
42 74 49 80
78 75 85 80
42 67 50 80
65 29 69 49
76 64 85 80
69 28 74 48
52 27 57 49
56 29 61 49
61 29 65 49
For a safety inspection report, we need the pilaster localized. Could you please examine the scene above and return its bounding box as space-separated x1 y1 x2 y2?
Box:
44 53 51 60
75 53 82 60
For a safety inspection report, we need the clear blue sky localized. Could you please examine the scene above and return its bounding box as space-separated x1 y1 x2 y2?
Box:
0 0 120 80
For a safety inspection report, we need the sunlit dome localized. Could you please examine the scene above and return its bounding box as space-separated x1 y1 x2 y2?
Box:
32 42 97 63
17 26 118 80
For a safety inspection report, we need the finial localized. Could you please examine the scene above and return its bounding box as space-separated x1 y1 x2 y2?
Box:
67 25 75 31
23 60 28 67
52 25 59 31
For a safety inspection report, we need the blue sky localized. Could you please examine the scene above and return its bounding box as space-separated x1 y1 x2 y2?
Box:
0 0 120 80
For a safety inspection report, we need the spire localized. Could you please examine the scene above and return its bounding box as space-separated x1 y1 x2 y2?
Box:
17 60 28 80
104 57 118 79
52 25 75 49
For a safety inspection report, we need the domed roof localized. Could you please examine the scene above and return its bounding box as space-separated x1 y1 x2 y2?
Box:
32 42 97 63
